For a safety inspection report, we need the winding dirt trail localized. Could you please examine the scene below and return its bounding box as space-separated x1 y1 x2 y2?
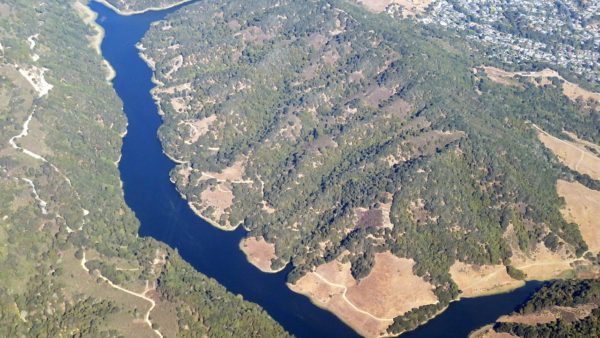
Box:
534 125 594 172
80 252 163 337
312 272 395 322
8 108 89 230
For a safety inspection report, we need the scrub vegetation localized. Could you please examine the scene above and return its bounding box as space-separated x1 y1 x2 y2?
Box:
475 279 600 338
140 0 600 335
0 1 289 337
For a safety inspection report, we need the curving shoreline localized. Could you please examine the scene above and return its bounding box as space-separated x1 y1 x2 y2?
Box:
94 0 194 16
88 1 552 336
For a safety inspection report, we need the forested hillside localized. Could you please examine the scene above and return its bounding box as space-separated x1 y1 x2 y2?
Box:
0 1 289 337
473 279 600 338
140 0 600 335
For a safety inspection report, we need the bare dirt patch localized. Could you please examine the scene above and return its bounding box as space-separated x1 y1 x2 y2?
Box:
17 65 53 97
483 66 600 104
511 243 575 280
450 261 524 297
469 325 519 338
289 251 437 337
364 86 394 108
357 0 434 17
73 1 104 55
183 115 217 144
562 81 600 103
239 237 281 273
557 180 600 254
199 183 234 223
536 126 600 180
498 303 597 325
198 158 250 183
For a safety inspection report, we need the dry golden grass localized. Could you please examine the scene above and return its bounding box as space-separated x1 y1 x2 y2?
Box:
199 183 234 223
483 66 600 104
536 126 600 180
289 251 437 337
239 237 281 273
469 325 519 338
562 81 600 103
449 261 524 297
357 0 434 16
511 243 575 280
498 304 597 326
557 180 600 254
198 158 249 182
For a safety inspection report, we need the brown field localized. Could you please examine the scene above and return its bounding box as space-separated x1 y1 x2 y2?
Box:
511 243 575 280
198 158 250 183
199 183 234 224
498 304 597 326
557 180 600 254
239 237 282 273
536 126 600 180
449 261 524 297
469 325 519 338
483 66 600 104
357 0 434 16
289 251 437 337
562 81 600 103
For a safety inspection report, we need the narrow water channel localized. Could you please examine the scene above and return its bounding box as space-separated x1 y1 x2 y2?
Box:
90 2 542 337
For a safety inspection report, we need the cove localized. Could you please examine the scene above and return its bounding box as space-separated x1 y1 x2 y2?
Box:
89 1 542 337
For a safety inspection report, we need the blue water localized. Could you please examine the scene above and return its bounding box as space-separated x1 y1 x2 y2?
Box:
89 1 542 337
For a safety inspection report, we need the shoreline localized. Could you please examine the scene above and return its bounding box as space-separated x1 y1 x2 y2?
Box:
94 0 194 16
287 281 393 338
74 2 116 82
239 238 288 274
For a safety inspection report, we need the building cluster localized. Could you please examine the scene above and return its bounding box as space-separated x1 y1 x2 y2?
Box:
391 0 599 84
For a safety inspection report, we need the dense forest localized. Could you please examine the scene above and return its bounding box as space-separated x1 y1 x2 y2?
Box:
0 0 289 337
141 0 600 333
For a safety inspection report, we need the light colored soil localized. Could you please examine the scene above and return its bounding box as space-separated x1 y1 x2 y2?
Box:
199 183 234 223
183 115 216 144
469 325 519 338
536 126 600 180
289 251 437 337
562 81 600 103
511 243 575 280
557 180 600 254
17 65 53 98
498 303 597 325
239 237 282 273
357 0 434 16
95 0 192 16
198 158 252 183
164 55 183 79
73 1 104 56
364 86 394 108
450 261 524 297
483 66 600 104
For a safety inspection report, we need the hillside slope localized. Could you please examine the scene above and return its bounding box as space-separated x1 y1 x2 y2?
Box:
140 0 600 336
0 1 289 337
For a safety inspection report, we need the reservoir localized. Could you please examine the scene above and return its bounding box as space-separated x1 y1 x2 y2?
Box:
89 1 542 337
